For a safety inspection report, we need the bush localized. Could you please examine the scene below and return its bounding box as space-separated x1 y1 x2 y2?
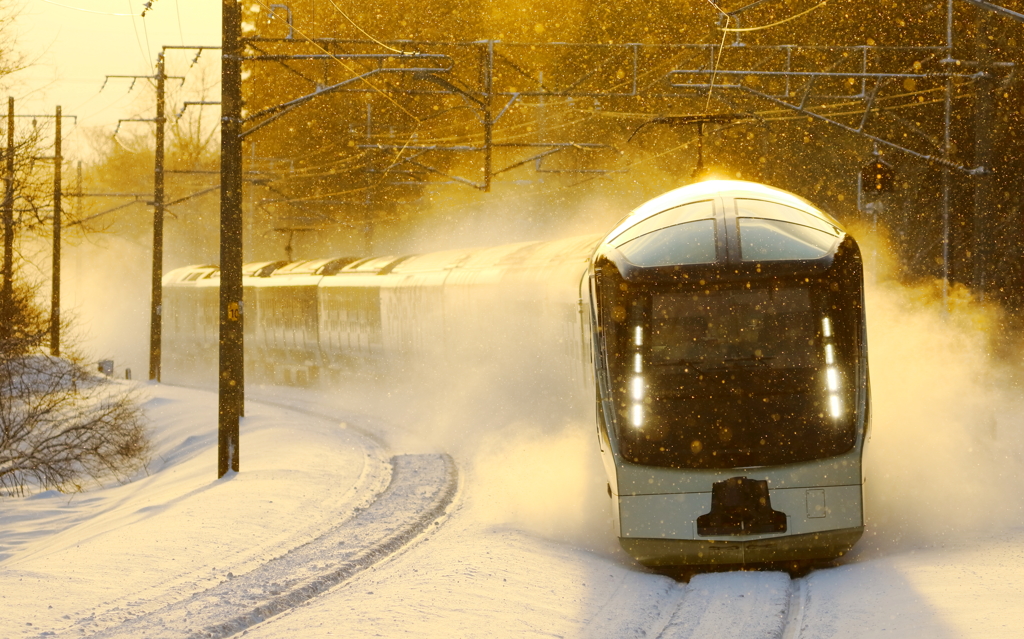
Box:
0 280 150 497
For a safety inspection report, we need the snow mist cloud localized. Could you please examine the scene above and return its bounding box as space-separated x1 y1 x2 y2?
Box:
857 233 1024 556
377 311 621 557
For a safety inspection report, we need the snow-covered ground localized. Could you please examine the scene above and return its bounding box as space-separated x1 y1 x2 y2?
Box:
1 377 1022 638
0 384 395 637
3 279 1024 638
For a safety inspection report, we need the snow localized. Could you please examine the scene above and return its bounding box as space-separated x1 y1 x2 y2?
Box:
2 360 1024 638
85 454 456 639
0 384 390 637
802 534 1024 639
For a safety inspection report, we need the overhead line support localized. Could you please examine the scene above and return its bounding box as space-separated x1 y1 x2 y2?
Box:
50 106 61 356
219 0 244 478
150 52 166 382
1 97 12 341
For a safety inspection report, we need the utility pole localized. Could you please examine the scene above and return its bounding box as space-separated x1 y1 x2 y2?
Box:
150 53 166 380
1 97 13 341
219 0 244 477
50 106 61 356
971 10 995 298
482 41 493 193
108 61 183 379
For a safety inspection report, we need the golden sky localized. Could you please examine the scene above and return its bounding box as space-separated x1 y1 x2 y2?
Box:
9 0 221 157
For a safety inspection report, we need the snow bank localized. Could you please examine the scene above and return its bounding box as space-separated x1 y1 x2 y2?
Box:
0 384 389 638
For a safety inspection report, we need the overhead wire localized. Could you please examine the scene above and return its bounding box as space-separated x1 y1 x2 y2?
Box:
246 7 972 205
245 8 727 181
323 0 418 56
277 102 605 185
703 0 732 113
251 0 421 122
722 0 830 32
125 0 151 74
247 5 664 165
38 0 132 15
174 0 185 46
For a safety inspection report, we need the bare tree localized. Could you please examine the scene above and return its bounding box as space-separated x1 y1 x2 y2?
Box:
0 278 150 497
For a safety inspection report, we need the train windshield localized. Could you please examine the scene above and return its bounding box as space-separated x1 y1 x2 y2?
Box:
604 280 857 469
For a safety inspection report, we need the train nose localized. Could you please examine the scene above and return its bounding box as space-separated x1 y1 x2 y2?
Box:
696 477 788 536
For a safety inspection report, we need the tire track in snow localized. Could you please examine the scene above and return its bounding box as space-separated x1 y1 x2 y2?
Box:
81 453 458 639
655 571 802 639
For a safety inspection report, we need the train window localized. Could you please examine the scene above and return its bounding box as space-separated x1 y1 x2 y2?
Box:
735 198 839 236
649 287 816 370
610 200 714 248
738 218 836 261
600 275 858 470
617 219 717 267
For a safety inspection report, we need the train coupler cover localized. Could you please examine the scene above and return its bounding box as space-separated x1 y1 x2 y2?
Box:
696 476 788 536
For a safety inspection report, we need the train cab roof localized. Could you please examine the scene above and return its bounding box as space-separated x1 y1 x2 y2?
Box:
599 180 848 271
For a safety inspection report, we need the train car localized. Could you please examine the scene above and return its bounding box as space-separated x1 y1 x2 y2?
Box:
246 257 358 385
317 255 408 379
162 179 868 568
587 180 867 567
162 264 220 386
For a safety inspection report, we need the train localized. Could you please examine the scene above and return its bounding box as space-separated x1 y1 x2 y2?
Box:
163 180 869 568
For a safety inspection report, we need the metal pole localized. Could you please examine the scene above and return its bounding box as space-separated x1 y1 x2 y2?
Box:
1 97 13 341
50 106 61 356
364 102 373 250
150 53 166 381
483 41 493 192
941 0 954 309
971 11 994 299
219 0 244 477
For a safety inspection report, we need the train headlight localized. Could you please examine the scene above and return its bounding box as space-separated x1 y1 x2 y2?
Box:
822 316 842 419
830 395 842 418
631 376 644 400
631 404 643 428
631 325 645 428
826 367 839 392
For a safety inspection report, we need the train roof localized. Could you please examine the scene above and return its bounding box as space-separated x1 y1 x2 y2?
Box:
163 264 218 285
520 234 602 266
268 257 361 277
600 180 848 269
458 241 541 269
242 261 288 277
337 255 409 274
608 180 842 243
389 248 473 274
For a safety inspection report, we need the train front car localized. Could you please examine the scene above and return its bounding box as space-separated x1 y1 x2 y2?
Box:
588 180 868 568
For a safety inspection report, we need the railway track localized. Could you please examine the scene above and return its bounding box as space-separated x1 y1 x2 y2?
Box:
53 390 460 639
588 566 807 639
166 387 807 639
82 454 458 639
660 571 803 639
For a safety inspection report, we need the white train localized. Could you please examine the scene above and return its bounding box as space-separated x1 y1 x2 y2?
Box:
164 180 868 568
